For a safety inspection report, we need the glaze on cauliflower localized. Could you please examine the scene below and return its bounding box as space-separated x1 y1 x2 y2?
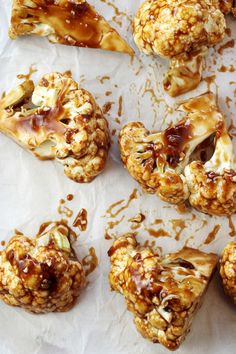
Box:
119 93 223 204
108 234 218 350
220 242 236 304
0 222 85 313
9 0 133 55
185 125 236 216
0 72 110 183
133 0 225 96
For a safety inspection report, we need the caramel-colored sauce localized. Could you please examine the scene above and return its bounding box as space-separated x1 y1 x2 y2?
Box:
225 28 231 37
163 121 191 167
14 229 23 235
104 216 124 240
82 247 98 276
1 240 5 246
58 199 73 218
73 208 88 231
175 203 189 214
171 219 186 241
105 189 138 218
225 96 232 109
217 39 235 55
105 233 112 240
118 96 123 117
228 216 236 237
111 128 116 136
204 224 221 245
102 101 115 114
129 213 145 230
115 118 121 124
218 65 227 72
99 0 132 27
228 118 236 138
99 76 110 84
146 228 170 238
67 194 74 201
105 91 112 96
17 64 37 81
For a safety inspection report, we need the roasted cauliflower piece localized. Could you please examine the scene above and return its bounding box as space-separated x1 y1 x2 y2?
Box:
108 234 218 351
0 222 86 313
220 242 236 304
185 124 236 216
219 0 235 13
9 0 133 55
0 72 110 183
119 93 223 205
133 0 226 96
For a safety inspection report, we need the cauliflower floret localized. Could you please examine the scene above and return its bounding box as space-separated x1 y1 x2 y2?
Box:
9 0 133 55
0 222 86 313
220 242 236 304
219 0 234 13
119 93 223 204
133 0 225 96
0 72 110 183
133 0 225 58
185 125 236 216
108 234 217 350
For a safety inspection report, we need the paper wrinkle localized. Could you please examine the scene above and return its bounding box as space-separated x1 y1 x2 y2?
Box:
0 1 236 353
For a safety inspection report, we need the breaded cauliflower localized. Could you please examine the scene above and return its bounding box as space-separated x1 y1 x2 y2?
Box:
0 72 110 183
185 125 236 216
0 222 85 313
108 234 218 350
119 93 223 205
133 0 226 96
9 0 133 55
220 242 236 304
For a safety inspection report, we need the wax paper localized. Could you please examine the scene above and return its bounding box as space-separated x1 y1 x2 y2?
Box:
0 1 236 353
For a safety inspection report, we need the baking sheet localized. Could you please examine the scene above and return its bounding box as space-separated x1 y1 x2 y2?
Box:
0 1 236 353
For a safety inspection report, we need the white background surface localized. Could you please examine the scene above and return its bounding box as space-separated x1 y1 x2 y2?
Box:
0 1 236 353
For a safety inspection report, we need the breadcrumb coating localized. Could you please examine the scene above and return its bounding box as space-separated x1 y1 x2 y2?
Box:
0 223 85 313
108 234 217 350
0 72 110 183
220 242 236 304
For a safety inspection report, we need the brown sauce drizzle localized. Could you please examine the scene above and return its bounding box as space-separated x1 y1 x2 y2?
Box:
171 219 186 241
145 228 170 238
217 40 235 55
73 208 88 231
82 247 98 276
163 122 191 167
99 0 132 27
17 65 37 80
128 213 146 230
228 216 236 237
115 117 121 124
104 216 125 240
67 194 74 201
118 96 123 117
58 199 73 218
175 203 189 214
104 189 138 218
99 76 110 84
102 101 115 114
204 224 221 245
225 96 232 109
105 91 112 96
1 240 5 246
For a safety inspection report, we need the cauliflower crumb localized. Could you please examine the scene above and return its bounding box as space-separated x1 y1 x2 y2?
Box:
0 222 86 313
108 234 217 350
220 242 236 303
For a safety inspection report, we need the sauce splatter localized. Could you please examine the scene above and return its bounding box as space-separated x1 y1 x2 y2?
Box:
67 194 74 201
102 101 115 114
118 96 123 117
217 39 235 55
171 219 186 241
228 216 236 237
82 247 98 276
1 240 5 246
58 199 73 218
175 203 189 214
105 189 138 218
73 208 88 231
204 224 221 245
146 228 170 238
99 76 110 84
17 64 37 80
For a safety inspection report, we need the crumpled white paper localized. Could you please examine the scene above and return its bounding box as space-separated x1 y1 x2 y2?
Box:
0 1 236 353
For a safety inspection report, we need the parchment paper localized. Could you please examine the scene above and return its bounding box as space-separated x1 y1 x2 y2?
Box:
0 1 236 353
